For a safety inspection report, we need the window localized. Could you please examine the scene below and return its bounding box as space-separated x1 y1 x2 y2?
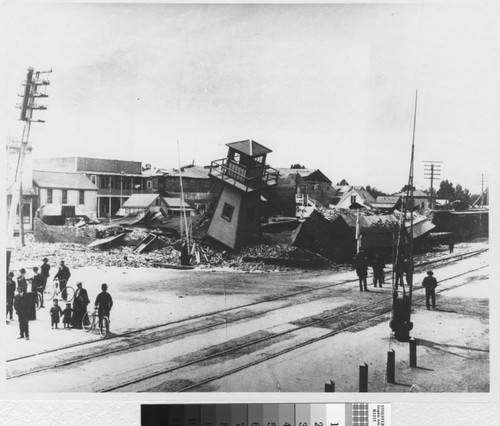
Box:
90 175 97 185
62 189 68 204
350 195 357 204
79 190 85 205
47 189 53 204
221 202 235 221
146 180 152 189
155 197 162 206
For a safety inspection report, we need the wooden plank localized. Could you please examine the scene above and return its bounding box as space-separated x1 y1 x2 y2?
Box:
87 232 126 248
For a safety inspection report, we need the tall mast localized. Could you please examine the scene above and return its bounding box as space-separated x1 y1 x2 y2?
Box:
177 140 190 247
390 90 418 342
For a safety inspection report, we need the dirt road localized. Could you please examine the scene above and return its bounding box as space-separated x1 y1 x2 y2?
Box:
5 242 489 392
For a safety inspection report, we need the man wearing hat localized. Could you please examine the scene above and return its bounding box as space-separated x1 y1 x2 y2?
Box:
94 283 113 333
32 267 46 308
54 260 71 300
40 257 51 287
17 269 27 293
72 282 90 329
422 271 438 310
14 286 31 339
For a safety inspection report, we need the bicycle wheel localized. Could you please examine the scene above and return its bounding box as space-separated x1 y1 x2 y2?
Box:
36 292 43 310
44 285 55 301
99 317 109 338
61 286 75 302
82 312 93 332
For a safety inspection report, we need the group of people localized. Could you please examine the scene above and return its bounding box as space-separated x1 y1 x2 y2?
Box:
6 258 114 339
352 252 387 291
352 251 438 308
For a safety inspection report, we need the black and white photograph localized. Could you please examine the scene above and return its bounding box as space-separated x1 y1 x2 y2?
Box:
1 0 499 423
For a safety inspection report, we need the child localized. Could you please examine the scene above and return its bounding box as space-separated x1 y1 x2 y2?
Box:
62 303 73 329
49 299 63 329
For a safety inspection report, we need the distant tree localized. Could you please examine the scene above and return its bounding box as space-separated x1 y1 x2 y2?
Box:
454 184 471 204
337 179 349 186
290 164 306 169
400 185 416 193
365 185 389 198
436 180 455 200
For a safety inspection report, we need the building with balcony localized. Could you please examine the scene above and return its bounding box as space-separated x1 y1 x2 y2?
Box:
207 140 279 250
33 157 153 218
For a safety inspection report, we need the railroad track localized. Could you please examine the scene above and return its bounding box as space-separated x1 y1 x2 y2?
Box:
103 263 488 392
6 248 487 385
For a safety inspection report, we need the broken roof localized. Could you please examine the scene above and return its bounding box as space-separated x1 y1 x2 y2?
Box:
33 171 98 190
167 165 211 179
337 186 376 206
163 197 194 210
226 140 272 157
276 168 332 183
122 194 161 208
394 189 429 198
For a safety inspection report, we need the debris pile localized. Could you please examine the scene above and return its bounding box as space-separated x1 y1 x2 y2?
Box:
10 234 332 273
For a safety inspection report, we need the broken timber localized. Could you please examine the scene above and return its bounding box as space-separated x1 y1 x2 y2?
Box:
87 232 127 248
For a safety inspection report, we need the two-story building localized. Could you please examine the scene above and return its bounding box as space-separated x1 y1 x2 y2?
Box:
33 157 153 218
263 168 332 217
33 170 98 218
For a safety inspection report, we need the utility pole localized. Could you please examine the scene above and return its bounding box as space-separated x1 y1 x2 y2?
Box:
473 174 488 207
423 161 442 209
7 67 51 251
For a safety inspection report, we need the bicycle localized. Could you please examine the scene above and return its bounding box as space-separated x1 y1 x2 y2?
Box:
82 308 110 338
43 278 75 303
35 291 43 310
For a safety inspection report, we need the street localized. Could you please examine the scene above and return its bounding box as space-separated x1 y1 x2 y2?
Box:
5 241 489 392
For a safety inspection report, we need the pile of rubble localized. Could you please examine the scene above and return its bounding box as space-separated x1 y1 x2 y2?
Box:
10 235 331 273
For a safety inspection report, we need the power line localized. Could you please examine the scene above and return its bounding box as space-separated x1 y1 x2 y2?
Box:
423 160 442 209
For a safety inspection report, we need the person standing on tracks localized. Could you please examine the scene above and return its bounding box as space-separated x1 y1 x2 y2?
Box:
6 272 16 323
372 255 386 288
72 282 90 329
449 237 455 254
94 283 113 333
354 252 369 292
54 260 71 300
14 286 31 340
422 271 438 310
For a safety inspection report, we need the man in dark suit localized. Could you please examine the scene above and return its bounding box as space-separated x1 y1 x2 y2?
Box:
40 257 51 286
54 260 71 300
422 270 438 309
95 283 113 333
32 266 46 308
72 282 90 329
14 286 31 340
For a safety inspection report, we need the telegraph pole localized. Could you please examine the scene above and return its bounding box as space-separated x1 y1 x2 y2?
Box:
7 67 51 250
423 161 442 209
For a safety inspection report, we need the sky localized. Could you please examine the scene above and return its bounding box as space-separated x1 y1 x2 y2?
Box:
1 1 499 194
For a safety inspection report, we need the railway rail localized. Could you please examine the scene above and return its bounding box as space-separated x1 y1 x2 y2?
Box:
104 263 488 392
6 248 488 389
